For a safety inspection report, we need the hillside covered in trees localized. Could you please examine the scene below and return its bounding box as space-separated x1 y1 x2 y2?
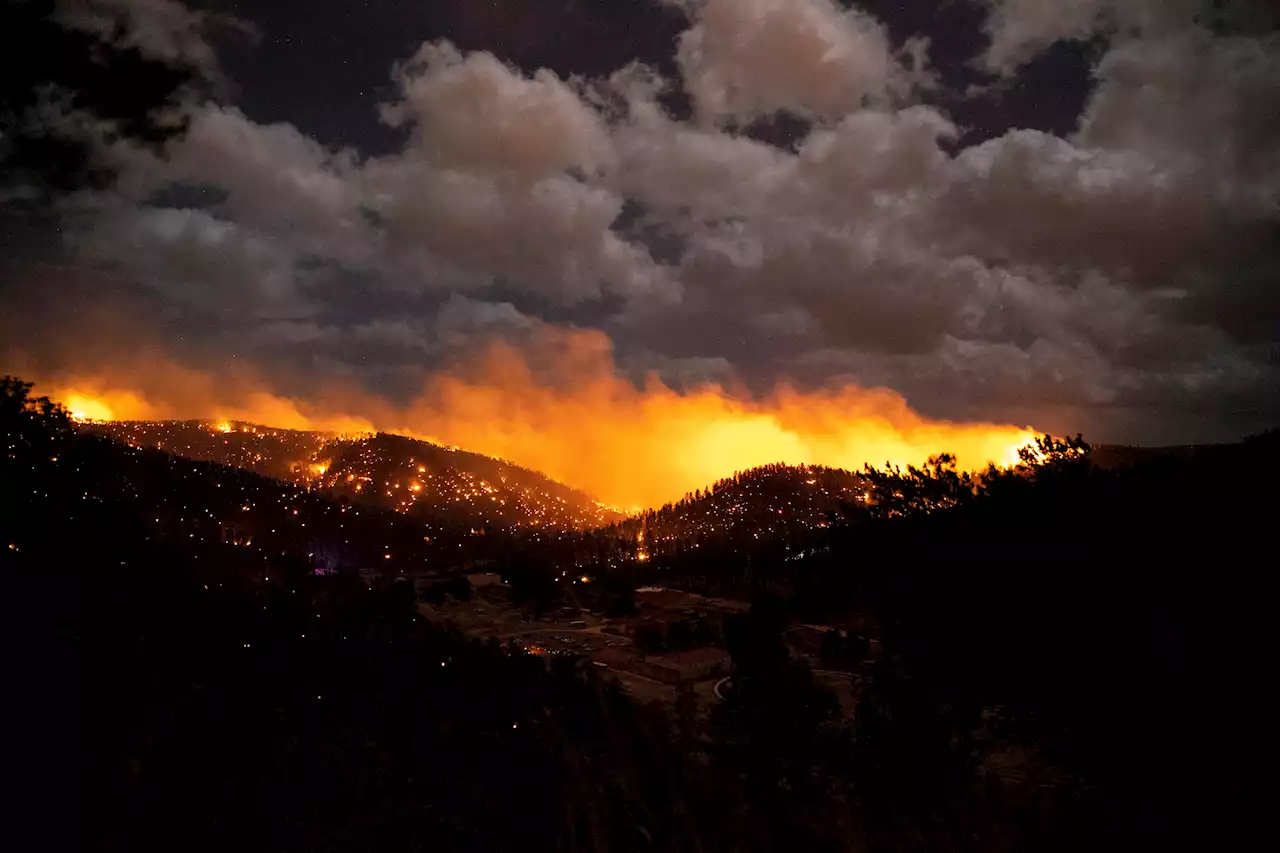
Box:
616 462 867 550
89 419 623 532
557 463 869 592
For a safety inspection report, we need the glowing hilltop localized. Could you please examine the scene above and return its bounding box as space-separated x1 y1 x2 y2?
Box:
85 419 623 532
53 337 1035 510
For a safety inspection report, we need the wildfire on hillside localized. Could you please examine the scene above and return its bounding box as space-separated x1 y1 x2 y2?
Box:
43 334 1035 509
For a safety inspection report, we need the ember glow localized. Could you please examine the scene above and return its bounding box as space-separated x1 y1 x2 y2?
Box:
43 335 1034 509
63 390 145 423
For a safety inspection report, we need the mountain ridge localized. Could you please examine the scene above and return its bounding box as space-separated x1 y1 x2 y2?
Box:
85 419 623 531
85 417 1264 539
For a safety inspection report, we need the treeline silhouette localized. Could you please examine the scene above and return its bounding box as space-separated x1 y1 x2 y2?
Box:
801 437 1275 852
470 435 1278 852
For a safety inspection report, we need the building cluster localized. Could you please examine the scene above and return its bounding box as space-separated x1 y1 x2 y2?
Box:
409 572 743 693
585 587 748 684
592 645 729 684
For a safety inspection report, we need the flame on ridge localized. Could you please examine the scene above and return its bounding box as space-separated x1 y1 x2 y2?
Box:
42 334 1036 509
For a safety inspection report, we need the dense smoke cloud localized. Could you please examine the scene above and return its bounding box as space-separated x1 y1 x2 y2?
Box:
3 0 1278 501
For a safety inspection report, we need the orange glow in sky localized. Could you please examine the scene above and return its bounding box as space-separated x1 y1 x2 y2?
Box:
42 332 1035 508
64 393 119 422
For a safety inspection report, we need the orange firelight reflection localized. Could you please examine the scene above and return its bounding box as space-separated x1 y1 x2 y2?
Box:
45 333 1035 508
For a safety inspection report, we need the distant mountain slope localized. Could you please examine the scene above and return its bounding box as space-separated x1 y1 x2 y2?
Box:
9 427 461 574
602 463 868 562
86 420 622 531
315 432 623 529
91 419 332 480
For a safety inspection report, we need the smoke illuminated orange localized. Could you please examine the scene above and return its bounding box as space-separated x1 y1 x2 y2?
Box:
39 332 1035 509
64 392 123 422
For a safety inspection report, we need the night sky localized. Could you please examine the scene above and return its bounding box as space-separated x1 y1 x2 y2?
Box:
3 0 1279 457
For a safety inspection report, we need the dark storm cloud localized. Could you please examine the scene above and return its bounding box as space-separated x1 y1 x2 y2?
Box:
3 0 1279 442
